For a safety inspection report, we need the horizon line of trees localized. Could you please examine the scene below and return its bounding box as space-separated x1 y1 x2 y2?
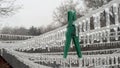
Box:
0 26 42 36
0 24 61 36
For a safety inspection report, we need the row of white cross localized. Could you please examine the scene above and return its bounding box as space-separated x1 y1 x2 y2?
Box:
3 48 120 68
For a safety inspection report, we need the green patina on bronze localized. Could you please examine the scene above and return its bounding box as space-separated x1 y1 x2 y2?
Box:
63 10 82 59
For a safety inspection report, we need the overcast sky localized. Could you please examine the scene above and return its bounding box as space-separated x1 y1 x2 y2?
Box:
0 0 84 28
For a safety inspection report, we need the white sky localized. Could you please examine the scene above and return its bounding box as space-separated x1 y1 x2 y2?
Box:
0 0 84 28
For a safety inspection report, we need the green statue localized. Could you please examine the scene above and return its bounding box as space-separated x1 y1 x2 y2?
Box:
63 10 82 59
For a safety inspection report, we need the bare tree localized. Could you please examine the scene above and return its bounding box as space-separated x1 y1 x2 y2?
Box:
0 0 21 17
1 26 13 34
53 0 87 26
84 0 112 10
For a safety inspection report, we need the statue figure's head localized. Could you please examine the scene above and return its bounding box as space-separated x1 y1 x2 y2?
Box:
68 10 76 25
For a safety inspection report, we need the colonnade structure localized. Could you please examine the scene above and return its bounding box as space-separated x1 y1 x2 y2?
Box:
0 0 120 68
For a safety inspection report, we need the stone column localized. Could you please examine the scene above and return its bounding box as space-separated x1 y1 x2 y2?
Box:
86 18 90 44
114 28 118 40
79 22 82 33
79 22 82 42
96 32 99 41
111 57 114 65
89 57 92 66
116 56 118 65
113 4 119 26
105 8 110 28
91 33 94 44
100 31 103 43
78 58 82 67
87 34 90 44
106 56 109 65
83 35 86 47
107 29 110 43
83 20 86 32
93 14 97 30
87 18 90 31
97 13 101 29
